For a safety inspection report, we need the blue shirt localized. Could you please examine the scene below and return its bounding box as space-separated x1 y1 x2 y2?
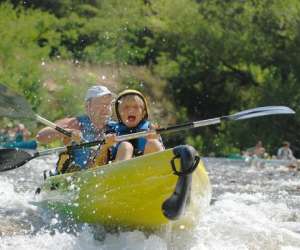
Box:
71 115 116 169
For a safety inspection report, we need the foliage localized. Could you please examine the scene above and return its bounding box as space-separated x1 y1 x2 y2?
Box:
2 0 300 156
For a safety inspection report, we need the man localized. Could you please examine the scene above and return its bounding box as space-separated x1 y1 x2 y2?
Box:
37 85 116 173
277 141 296 161
245 141 266 158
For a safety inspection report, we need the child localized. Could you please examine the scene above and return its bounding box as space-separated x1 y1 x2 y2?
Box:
110 89 164 161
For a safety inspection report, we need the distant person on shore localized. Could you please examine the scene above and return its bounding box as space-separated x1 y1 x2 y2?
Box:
0 127 10 144
0 123 37 150
277 141 296 161
0 123 30 142
14 123 31 142
245 141 267 158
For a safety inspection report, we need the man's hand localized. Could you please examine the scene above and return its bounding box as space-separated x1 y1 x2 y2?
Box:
63 129 82 144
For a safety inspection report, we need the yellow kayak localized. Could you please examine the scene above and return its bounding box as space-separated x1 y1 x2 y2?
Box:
40 145 211 230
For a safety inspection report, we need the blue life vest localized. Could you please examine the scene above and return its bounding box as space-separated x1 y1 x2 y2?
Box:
72 115 116 169
110 120 150 159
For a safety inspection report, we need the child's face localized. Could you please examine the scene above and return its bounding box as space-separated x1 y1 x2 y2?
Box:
118 95 145 128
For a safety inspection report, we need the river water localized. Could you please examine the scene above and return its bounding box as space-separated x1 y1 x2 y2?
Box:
0 156 300 250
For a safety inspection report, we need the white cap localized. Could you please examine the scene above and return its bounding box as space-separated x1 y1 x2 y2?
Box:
84 85 113 102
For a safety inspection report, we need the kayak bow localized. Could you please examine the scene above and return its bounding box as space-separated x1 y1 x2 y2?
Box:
39 145 211 230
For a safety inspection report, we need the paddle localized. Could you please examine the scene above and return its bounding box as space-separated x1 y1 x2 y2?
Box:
0 84 72 137
0 106 295 172
114 105 296 141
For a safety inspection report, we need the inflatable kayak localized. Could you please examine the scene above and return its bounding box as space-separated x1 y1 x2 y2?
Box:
225 155 299 169
247 157 299 168
1 139 37 150
39 145 211 230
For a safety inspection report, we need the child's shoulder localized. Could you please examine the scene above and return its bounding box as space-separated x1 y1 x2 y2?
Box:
106 120 118 129
111 119 151 131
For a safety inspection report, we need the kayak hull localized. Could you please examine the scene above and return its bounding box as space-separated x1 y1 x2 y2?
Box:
40 145 211 230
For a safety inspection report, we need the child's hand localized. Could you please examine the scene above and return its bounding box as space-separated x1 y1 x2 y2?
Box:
147 124 161 140
146 130 160 140
105 133 117 146
147 123 160 140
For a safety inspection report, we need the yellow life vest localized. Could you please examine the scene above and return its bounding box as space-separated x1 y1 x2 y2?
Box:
56 145 111 174
56 150 81 174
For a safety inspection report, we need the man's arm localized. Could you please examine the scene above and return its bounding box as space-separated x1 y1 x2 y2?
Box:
36 117 80 145
288 149 296 160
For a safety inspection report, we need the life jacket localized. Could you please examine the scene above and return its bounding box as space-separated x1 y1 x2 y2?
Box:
110 119 151 159
14 132 24 142
56 115 116 174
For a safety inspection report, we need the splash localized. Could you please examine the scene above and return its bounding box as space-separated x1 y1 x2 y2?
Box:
1 157 300 249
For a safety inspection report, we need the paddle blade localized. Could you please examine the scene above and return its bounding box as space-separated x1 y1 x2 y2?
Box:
0 84 35 119
226 106 295 121
0 148 35 172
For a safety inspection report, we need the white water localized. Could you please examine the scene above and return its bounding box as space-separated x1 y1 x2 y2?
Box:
0 157 300 249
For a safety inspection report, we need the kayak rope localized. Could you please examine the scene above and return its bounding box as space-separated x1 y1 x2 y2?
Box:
170 155 200 176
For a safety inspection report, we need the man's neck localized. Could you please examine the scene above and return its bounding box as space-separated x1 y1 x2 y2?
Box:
93 120 107 131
